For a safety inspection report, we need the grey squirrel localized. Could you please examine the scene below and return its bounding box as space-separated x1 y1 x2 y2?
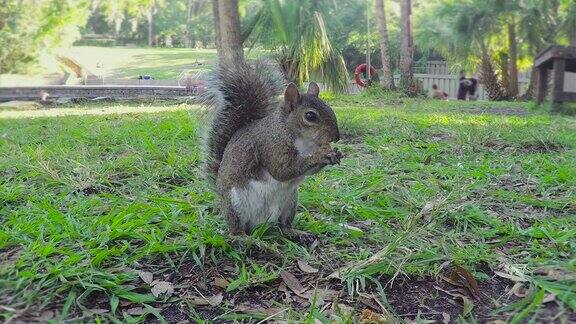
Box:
201 62 342 240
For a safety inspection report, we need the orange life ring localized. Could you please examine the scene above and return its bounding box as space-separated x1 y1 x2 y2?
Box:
354 64 378 87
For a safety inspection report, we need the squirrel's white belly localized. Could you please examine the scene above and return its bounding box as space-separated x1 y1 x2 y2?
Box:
230 170 301 229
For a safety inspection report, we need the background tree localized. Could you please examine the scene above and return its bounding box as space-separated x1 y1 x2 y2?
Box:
138 0 165 46
0 0 89 74
243 0 349 92
415 0 508 100
399 0 414 92
375 0 394 89
185 0 213 47
560 0 576 46
214 0 244 66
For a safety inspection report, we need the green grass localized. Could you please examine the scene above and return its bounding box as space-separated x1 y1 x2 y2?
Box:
0 96 575 323
52 46 271 79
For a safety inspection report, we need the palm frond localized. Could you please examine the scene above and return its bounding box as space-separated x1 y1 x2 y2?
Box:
243 0 348 93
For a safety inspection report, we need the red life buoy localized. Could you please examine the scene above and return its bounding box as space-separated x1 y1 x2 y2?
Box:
354 64 378 87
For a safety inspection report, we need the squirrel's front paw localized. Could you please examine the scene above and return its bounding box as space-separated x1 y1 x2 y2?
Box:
325 147 343 165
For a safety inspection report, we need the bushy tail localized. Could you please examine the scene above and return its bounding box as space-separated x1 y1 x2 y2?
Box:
200 61 286 185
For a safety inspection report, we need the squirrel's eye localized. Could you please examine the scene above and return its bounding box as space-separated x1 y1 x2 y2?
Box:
305 111 319 122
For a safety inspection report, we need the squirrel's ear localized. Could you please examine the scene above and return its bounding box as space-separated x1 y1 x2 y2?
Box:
307 82 320 97
284 83 300 112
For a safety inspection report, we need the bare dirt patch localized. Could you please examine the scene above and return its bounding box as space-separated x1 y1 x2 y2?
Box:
520 140 564 153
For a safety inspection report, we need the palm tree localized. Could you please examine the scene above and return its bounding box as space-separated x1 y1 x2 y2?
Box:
517 0 559 99
375 0 394 89
399 0 414 92
243 0 348 92
416 0 509 100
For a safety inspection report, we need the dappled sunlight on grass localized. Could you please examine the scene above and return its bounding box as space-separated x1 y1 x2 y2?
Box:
0 99 574 322
60 47 272 79
0 103 199 119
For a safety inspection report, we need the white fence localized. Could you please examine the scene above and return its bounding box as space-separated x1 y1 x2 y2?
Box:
347 60 576 99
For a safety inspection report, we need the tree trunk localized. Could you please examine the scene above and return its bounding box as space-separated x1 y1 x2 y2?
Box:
507 20 519 97
399 0 414 93
375 0 394 89
185 0 194 48
211 0 221 52
519 66 538 100
187 0 194 21
498 53 510 96
216 0 244 66
147 8 154 47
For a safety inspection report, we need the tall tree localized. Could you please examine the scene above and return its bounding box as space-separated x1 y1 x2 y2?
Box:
375 0 394 88
146 4 155 46
214 0 244 66
0 0 89 73
507 18 519 97
399 0 414 92
137 0 162 46
211 0 221 52
561 0 576 46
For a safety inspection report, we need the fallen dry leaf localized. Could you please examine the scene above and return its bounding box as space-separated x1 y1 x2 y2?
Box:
494 271 527 282
214 277 229 289
434 285 474 317
188 293 223 307
508 282 529 298
301 288 337 307
280 271 306 294
36 310 54 321
306 288 339 300
297 260 319 274
450 266 480 298
360 309 387 324
358 293 397 323
126 307 145 315
138 270 154 284
339 223 364 233
534 267 576 281
88 309 110 314
442 312 451 324
543 294 556 304
334 303 354 315
188 296 210 306
120 300 133 307
150 281 174 297
236 303 283 318
208 293 223 306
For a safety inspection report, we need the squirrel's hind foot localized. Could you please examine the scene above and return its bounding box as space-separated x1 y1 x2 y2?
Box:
281 228 317 246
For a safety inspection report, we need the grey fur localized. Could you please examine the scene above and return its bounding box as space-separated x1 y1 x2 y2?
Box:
199 60 341 235
199 61 286 185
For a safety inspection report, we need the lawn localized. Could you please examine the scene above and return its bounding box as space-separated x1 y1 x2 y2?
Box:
0 96 575 323
60 47 270 80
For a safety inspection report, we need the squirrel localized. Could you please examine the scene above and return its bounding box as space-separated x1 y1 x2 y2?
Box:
201 62 342 241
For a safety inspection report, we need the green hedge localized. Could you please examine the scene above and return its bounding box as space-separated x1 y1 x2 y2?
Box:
74 38 117 47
